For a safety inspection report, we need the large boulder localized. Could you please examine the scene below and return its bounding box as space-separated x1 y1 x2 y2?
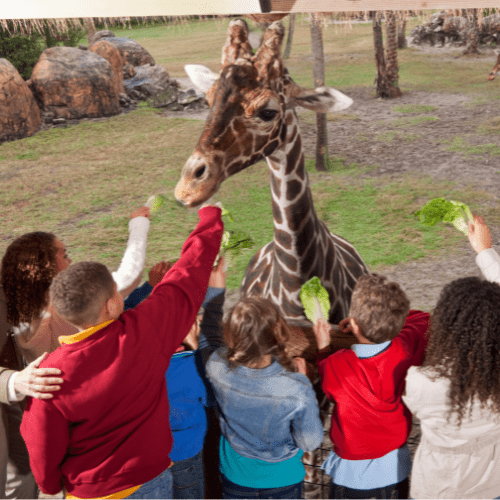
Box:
89 30 116 46
89 39 125 94
30 47 121 120
123 64 171 99
0 59 41 143
92 37 155 67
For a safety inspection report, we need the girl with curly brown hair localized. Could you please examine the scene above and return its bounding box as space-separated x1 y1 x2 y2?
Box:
403 276 500 499
206 296 323 499
1 206 151 364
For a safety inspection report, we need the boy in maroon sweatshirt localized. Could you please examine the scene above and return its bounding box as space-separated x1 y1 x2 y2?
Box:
313 274 429 499
20 206 223 499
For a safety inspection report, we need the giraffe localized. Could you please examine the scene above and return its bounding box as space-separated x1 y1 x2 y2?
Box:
175 19 369 327
487 52 500 80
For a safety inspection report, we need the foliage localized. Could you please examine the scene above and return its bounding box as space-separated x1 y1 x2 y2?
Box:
300 277 330 324
0 22 44 79
414 198 473 235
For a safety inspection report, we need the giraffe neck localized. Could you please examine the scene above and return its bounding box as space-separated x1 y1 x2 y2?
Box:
265 110 323 276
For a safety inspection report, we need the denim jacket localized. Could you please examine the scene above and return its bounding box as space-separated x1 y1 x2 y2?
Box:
206 349 323 463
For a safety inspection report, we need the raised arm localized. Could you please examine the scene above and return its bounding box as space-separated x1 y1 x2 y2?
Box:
113 206 151 298
468 215 500 285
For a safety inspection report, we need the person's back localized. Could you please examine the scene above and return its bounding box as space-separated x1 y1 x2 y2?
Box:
313 274 429 499
403 277 500 499
20 206 223 499
207 296 323 499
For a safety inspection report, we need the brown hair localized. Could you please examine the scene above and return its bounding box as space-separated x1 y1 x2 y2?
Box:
350 273 410 343
49 261 115 327
422 277 500 426
224 296 295 372
1 232 58 326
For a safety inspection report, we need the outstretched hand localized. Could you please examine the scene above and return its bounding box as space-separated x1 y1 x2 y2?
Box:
312 318 331 351
14 352 63 400
468 214 491 255
338 317 353 334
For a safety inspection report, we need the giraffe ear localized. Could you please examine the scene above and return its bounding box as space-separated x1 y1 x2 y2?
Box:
184 64 219 94
221 19 254 68
291 87 353 113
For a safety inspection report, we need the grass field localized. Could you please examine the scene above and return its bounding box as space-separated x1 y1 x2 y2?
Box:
1 16 497 290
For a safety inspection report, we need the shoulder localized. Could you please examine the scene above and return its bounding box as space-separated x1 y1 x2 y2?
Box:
206 347 229 374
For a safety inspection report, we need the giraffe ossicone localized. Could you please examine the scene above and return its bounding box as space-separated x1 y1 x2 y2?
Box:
175 19 369 325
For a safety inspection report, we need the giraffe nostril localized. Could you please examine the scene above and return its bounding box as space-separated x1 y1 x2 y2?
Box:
194 166 206 179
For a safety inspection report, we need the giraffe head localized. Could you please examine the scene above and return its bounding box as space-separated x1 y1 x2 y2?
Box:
175 19 353 207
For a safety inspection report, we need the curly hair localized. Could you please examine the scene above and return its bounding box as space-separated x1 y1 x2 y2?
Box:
350 273 410 343
1 232 58 326
224 296 296 372
422 276 500 426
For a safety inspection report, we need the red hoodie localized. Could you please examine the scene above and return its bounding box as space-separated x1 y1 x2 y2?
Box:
20 207 223 498
318 310 429 460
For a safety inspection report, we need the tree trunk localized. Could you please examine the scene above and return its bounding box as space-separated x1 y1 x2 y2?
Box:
373 11 402 98
397 15 407 49
310 13 328 172
84 18 95 46
283 13 295 59
463 8 480 55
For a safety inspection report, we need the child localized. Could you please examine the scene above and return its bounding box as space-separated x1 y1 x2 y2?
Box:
20 205 223 499
124 257 226 499
313 274 429 499
206 296 323 500
403 277 500 499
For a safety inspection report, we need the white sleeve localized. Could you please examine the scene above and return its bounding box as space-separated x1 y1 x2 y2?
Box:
7 371 26 403
476 248 500 285
112 216 150 295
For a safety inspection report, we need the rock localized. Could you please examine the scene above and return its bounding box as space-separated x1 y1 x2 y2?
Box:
89 39 125 94
52 118 66 124
166 102 183 111
89 30 116 46
0 58 41 143
123 64 170 98
30 47 121 120
123 64 136 79
92 37 155 67
78 44 88 50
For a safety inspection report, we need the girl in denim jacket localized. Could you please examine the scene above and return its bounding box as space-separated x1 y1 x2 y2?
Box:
206 296 323 499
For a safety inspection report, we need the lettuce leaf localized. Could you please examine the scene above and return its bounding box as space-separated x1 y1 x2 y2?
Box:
145 195 167 214
300 277 331 324
414 198 473 235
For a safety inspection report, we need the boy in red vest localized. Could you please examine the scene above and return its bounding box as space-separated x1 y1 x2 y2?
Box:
313 274 429 499
20 206 223 499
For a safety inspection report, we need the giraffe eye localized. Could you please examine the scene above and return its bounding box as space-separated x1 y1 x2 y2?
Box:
258 109 278 122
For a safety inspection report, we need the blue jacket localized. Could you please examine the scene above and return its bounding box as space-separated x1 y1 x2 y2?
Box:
125 282 224 461
206 349 323 463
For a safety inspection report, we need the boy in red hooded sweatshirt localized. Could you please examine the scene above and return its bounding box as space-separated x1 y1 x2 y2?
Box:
313 274 429 499
20 205 223 499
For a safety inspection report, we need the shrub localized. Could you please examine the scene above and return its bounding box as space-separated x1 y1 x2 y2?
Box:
0 23 44 80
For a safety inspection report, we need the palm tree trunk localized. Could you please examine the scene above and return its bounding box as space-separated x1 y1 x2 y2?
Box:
397 14 407 49
463 9 480 55
84 18 95 45
385 11 402 96
283 13 295 59
310 13 328 172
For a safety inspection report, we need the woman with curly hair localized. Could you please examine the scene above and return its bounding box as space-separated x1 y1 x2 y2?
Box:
1 206 150 363
403 276 500 499
206 296 323 499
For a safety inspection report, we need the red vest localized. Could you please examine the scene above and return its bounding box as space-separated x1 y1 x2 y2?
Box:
318 310 429 460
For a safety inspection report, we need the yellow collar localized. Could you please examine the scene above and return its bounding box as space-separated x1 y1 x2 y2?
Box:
59 319 115 346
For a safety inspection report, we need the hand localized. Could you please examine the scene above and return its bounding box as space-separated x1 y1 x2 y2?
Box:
148 261 172 287
338 317 353 334
198 201 222 212
294 356 307 376
468 214 491 254
14 353 63 400
312 318 331 351
130 207 151 219
209 257 226 288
